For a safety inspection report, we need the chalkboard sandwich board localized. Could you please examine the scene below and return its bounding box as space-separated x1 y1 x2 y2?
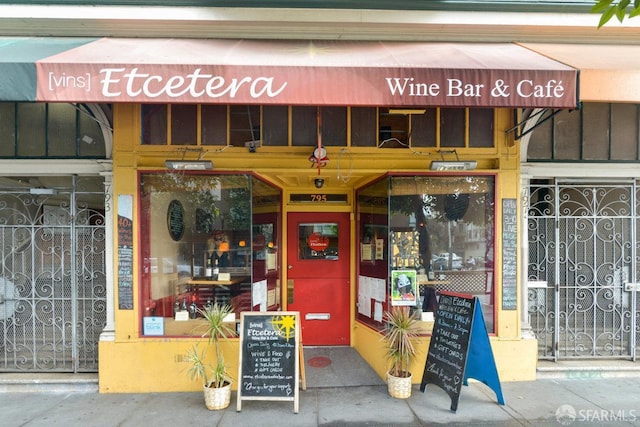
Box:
420 291 504 412
237 311 301 413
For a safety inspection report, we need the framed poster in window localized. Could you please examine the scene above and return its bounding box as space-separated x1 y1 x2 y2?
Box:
391 269 418 306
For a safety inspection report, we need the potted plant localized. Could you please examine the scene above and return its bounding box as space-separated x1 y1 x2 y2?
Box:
382 306 423 399
186 303 236 410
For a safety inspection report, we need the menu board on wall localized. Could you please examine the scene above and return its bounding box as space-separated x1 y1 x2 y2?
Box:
237 312 300 413
117 194 134 310
166 199 185 241
502 198 517 310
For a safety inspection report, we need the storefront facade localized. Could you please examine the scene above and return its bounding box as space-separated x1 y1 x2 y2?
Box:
1 1 639 392
67 38 574 392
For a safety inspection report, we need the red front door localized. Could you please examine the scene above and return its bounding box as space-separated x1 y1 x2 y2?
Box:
286 212 350 346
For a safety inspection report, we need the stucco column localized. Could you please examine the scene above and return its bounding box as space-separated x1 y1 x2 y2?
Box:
100 171 115 341
518 110 538 339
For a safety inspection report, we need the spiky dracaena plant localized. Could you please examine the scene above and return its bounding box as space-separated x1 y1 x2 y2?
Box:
186 303 236 388
382 306 423 378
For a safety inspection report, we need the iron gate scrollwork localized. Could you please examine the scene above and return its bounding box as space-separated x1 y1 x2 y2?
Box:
527 180 638 360
0 176 106 372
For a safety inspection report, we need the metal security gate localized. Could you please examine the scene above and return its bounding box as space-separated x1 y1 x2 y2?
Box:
527 180 638 360
0 176 106 372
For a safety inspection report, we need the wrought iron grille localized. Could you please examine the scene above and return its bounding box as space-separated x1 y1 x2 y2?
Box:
527 180 637 360
0 176 106 372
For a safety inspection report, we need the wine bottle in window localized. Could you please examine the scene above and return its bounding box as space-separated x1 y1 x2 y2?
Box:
205 254 213 278
213 258 219 280
189 296 198 319
173 296 181 316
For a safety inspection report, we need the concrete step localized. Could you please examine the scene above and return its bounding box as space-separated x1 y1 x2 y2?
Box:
0 373 98 393
537 360 640 380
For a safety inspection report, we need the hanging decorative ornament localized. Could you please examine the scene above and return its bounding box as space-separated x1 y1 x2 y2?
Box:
309 106 329 169
308 146 329 167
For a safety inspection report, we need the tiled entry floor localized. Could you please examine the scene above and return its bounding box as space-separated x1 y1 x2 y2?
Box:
303 346 384 388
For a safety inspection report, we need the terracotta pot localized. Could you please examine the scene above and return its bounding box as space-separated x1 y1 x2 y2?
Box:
386 371 413 399
203 382 231 410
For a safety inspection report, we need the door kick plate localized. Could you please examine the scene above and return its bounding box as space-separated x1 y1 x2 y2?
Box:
305 313 330 320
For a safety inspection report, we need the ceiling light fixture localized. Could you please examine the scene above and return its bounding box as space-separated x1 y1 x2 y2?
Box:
165 160 213 170
430 161 477 171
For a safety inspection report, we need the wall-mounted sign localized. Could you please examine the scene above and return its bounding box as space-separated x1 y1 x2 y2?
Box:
289 193 348 204
502 198 517 310
117 194 134 310
167 200 185 242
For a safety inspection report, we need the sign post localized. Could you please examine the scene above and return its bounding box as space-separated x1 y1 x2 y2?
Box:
237 311 300 413
420 291 504 412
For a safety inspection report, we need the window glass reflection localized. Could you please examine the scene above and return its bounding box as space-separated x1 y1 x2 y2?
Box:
357 175 495 334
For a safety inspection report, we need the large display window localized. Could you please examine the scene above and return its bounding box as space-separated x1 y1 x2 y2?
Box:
357 174 495 333
138 172 281 336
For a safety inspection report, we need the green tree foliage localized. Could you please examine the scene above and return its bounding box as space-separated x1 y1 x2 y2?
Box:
592 0 640 27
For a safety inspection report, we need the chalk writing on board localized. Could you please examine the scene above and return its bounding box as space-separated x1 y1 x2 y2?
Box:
117 202 134 310
421 292 474 411
502 198 517 310
239 313 298 398
421 291 505 412
167 199 185 242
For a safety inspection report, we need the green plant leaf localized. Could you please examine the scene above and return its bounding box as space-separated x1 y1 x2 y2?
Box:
382 306 423 376
186 304 236 388
617 0 630 21
591 0 614 13
598 6 617 28
185 345 208 385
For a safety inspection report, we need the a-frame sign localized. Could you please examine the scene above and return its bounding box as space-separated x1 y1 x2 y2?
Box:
420 291 505 412
237 311 301 413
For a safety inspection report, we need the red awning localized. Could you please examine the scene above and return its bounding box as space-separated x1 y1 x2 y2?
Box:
34 38 577 108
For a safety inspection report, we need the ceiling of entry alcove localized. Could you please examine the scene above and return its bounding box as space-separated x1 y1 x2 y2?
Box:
271 172 370 189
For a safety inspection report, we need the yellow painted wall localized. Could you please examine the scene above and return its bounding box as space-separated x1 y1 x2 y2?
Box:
100 339 240 393
99 103 536 393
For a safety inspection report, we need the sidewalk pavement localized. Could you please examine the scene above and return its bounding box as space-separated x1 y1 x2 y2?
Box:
2 376 640 427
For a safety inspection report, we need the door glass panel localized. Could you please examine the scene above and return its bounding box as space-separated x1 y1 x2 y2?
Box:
298 223 339 260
